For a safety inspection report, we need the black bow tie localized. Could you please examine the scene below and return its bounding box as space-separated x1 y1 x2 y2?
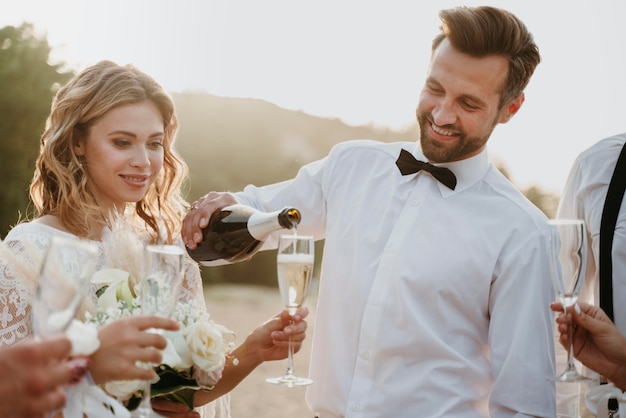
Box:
395 149 457 190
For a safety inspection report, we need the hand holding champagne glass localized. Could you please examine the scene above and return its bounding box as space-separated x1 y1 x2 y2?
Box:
547 219 593 382
131 244 185 418
266 234 314 387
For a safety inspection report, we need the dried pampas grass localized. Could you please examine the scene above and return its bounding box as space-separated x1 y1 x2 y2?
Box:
101 213 147 290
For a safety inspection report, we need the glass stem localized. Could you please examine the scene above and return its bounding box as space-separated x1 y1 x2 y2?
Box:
284 318 295 378
136 379 153 413
566 311 576 370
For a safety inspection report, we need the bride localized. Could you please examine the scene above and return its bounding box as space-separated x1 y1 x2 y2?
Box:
0 60 308 418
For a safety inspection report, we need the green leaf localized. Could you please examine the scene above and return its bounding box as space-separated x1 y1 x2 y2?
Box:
151 364 197 395
126 396 140 411
149 364 215 410
158 389 197 410
95 285 108 298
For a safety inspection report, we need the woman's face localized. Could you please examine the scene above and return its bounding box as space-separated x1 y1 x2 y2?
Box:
74 101 165 210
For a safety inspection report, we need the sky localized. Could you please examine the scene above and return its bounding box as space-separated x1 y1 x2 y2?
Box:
2 0 626 194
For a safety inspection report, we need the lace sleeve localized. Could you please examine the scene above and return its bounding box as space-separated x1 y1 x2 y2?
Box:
0 259 33 347
0 228 47 347
179 255 207 309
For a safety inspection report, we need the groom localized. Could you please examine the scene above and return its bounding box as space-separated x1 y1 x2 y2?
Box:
183 5 555 417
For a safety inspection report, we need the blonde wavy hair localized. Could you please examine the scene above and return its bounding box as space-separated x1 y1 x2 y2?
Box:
433 6 541 109
29 60 188 244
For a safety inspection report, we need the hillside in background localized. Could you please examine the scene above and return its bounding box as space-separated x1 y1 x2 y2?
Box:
0 85 558 281
173 92 422 285
173 92 419 200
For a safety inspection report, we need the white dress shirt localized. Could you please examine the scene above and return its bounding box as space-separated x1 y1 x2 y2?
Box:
236 140 556 418
557 133 626 416
558 133 626 335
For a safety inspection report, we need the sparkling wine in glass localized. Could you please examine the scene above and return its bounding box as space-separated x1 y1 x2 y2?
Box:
131 244 185 418
33 235 99 339
547 219 593 382
266 234 314 387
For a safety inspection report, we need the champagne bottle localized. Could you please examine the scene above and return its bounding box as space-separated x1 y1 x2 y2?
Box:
187 204 301 264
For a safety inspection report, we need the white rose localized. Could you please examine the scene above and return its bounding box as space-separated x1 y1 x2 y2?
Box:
160 334 186 370
183 322 227 372
66 319 100 356
103 379 143 401
192 367 222 388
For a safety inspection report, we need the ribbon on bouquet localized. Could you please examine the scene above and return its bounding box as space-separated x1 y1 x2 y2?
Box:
586 382 626 417
63 377 130 418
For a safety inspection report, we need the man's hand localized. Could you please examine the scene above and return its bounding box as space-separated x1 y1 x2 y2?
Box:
182 192 237 249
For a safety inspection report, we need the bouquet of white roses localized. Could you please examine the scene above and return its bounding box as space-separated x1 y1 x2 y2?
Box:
86 215 235 410
88 267 234 410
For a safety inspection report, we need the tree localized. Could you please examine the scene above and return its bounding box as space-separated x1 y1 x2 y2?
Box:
0 23 73 237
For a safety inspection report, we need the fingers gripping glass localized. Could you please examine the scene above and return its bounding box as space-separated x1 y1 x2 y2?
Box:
266 234 314 387
131 244 185 418
547 219 593 383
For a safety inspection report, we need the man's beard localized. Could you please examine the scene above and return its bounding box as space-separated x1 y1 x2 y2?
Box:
417 112 496 163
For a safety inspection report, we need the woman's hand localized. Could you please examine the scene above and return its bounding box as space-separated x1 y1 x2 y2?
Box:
89 315 179 384
247 307 309 363
551 301 626 389
151 398 200 418
0 335 73 417
188 307 309 408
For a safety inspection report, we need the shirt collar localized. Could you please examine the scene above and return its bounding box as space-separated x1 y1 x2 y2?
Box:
409 144 490 197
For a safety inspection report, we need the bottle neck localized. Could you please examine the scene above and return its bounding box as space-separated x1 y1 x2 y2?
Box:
248 208 300 241
277 207 301 229
248 208 293 240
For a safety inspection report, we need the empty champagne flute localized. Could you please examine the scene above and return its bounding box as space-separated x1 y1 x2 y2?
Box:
131 244 185 418
266 234 314 387
33 235 99 339
547 219 593 382
33 235 98 418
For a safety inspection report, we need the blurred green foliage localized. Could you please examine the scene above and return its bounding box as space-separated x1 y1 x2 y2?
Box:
0 23 73 237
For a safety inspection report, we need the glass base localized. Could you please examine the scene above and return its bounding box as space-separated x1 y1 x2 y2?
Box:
549 369 594 383
266 375 313 388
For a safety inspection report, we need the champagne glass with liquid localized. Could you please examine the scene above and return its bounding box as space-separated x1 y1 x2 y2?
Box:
266 234 314 387
131 244 185 418
548 219 593 382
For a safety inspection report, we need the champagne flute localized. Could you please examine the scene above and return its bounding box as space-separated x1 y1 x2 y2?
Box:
266 234 314 387
131 244 185 418
33 235 99 339
547 219 593 382
33 235 98 418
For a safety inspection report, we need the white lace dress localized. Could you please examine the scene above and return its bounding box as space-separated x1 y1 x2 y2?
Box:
0 222 230 418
